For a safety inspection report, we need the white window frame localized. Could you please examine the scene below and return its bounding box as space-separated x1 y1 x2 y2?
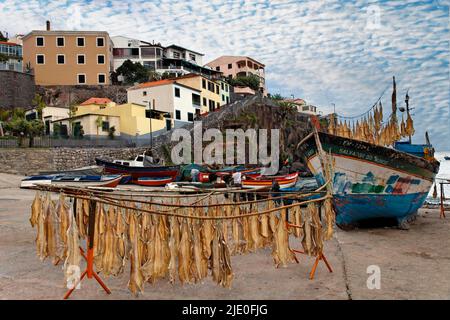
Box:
77 73 87 85
77 54 86 65
36 36 44 47
97 73 106 84
96 37 105 47
97 54 105 65
56 54 65 65
76 37 85 47
36 54 45 65
56 36 65 47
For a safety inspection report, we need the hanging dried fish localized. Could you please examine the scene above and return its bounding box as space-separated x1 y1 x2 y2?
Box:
231 206 241 255
168 216 180 284
93 204 106 272
58 195 70 258
292 205 302 238
64 206 81 287
127 209 144 296
44 196 58 262
271 209 295 268
323 198 335 240
191 214 208 282
30 192 42 227
36 193 48 260
309 203 324 256
214 222 234 288
178 218 193 284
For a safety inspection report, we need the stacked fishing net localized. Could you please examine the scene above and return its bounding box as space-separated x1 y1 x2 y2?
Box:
30 191 335 296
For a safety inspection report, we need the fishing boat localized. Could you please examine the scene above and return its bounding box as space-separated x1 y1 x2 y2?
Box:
95 158 179 180
134 176 174 187
297 131 440 228
21 174 64 188
51 175 123 188
241 172 299 190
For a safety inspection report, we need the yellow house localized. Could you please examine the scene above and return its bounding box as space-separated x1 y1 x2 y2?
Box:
173 74 223 114
54 97 169 140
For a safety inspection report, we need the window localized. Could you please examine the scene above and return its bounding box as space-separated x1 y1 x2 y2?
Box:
226 97 230 104
36 37 44 47
143 91 147 96
217 102 220 109
228 63 232 69
192 93 201 106
131 48 139 56
77 74 86 84
56 37 64 47
216 85 219 94
57 54 65 64
209 99 215 112
98 74 106 84
187 112 194 122
222 94 225 101
203 97 207 106
175 110 181 120
216 66 220 71
221 82 224 90
173 51 180 59
97 54 105 64
102 121 109 132
77 54 85 64
202 79 206 89
36 54 45 64
174 87 180 98
208 81 215 92
77 37 85 47
189 53 196 61
96 37 105 47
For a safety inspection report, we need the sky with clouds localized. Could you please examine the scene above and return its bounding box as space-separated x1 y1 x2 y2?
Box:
1 0 449 150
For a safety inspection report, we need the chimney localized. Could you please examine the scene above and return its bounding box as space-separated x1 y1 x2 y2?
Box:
46 20 50 31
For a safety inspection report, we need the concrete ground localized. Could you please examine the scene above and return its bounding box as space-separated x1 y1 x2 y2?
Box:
0 172 448 300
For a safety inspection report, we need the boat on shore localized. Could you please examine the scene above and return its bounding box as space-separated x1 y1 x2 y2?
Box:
95 158 179 180
51 175 123 188
241 172 299 190
134 176 175 187
297 131 440 228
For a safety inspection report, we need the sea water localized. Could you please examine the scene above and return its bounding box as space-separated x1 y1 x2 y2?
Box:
426 152 450 204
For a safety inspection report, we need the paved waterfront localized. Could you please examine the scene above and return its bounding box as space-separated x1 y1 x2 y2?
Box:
0 173 448 300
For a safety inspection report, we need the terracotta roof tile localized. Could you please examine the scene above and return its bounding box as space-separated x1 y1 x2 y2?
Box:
80 97 113 106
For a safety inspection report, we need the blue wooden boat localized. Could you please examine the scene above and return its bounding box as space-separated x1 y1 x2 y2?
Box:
297 132 440 228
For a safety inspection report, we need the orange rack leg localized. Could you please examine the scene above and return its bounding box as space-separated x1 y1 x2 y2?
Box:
309 253 333 280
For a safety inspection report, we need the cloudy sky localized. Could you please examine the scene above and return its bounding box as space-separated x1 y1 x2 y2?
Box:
1 0 449 150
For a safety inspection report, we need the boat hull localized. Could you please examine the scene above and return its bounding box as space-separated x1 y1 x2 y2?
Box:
95 158 179 180
297 132 440 226
134 177 174 187
242 173 299 190
51 175 123 188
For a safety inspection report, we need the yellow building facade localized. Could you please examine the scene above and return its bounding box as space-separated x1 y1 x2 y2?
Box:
74 101 167 139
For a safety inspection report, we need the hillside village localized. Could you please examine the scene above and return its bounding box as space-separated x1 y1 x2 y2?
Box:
0 21 320 145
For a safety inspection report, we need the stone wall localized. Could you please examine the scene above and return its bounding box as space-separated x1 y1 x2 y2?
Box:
0 70 36 108
36 85 130 108
0 147 147 175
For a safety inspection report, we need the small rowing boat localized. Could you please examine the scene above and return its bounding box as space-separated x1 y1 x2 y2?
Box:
134 176 174 187
51 175 123 188
241 172 299 189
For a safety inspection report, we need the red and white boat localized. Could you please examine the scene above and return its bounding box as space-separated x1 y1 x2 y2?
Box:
134 176 174 187
241 172 299 189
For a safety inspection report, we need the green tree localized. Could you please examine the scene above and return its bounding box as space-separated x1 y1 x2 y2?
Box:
271 93 285 101
147 70 162 82
227 74 261 91
67 103 78 137
0 108 11 122
0 31 8 42
114 60 149 84
95 116 103 136
0 53 8 63
32 94 47 119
